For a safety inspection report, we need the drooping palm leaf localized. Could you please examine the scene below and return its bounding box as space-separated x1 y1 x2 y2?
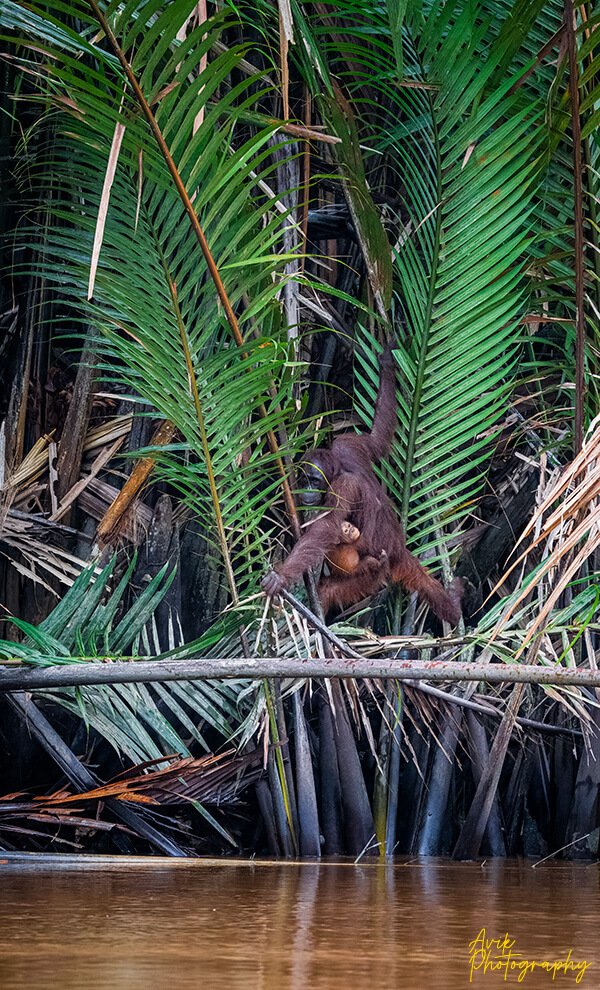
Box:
476 2 599 447
390 10 548 553
529 5 600 435
0 557 245 763
301 2 550 565
3 1 306 605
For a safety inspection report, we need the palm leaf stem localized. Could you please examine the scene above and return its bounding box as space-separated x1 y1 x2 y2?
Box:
400 95 442 529
167 273 238 604
563 0 586 454
96 420 177 545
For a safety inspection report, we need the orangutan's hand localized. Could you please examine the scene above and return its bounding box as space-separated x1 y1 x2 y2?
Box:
261 570 288 599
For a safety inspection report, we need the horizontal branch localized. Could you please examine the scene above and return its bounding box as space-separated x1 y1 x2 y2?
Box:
0 656 598 691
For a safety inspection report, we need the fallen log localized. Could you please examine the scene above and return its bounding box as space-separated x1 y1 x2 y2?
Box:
1 656 600 690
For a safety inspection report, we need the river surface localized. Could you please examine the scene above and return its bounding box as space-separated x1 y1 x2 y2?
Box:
0 856 597 989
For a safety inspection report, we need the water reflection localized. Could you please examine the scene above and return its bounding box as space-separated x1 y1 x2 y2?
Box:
0 857 598 989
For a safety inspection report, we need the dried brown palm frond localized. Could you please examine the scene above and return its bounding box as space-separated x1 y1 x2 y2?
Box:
82 414 133 455
490 415 600 656
0 415 136 590
0 749 260 812
1 439 89 593
0 796 128 838
79 477 153 544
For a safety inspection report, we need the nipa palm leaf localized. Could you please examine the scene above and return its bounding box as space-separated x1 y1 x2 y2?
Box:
319 2 551 562
4 1 306 603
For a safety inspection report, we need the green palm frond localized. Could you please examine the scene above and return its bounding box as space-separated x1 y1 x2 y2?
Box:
529 6 600 430
0 558 244 763
239 0 555 563
387 9 546 552
469 3 599 443
314 2 550 560
4 1 307 603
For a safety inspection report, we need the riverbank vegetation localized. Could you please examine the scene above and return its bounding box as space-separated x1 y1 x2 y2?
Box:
0 0 598 859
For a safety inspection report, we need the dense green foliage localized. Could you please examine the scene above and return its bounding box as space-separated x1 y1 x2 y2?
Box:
0 0 598 858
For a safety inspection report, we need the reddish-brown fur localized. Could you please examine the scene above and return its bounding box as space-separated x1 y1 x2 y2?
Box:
326 542 361 575
262 347 462 624
324 521 384 580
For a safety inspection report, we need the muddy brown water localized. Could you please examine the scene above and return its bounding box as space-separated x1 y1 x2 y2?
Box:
0 856 598 989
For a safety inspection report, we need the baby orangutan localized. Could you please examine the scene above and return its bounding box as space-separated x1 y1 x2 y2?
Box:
262 346 462 623
324 521 387 604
